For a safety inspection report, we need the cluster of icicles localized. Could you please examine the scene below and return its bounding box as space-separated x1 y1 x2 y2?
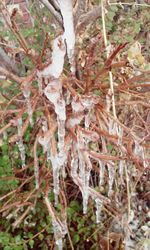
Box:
15 1 148 249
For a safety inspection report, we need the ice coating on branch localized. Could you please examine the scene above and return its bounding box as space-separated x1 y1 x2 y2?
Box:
41 35 67 205
58 0 75 73
17 118 25 168
22 87 33 125
95 198 103 224
37 36 66 78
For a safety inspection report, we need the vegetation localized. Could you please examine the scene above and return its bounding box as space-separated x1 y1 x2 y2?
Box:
0 0 150 249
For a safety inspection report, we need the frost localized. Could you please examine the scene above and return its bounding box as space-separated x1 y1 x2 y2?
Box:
17 118 25 168
95 198 103 224
22 86 33 125
58 0 75 73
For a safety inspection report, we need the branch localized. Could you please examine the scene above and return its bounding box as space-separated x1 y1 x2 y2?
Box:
0 66 22 83
0 47 19 74
39 0 63 28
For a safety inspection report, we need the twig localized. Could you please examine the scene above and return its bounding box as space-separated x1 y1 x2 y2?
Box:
101 0 117 118
108 2 150 8
12 206 32 228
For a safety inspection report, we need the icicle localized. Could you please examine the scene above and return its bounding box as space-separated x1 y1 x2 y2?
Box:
58 0 75 73
57 119 66 166
22 86 33 125
45 196 67 250
99 161 105 187
107 162 115 197
85 112 91 129
50 156 59 205
119 160 125 185
17 118 25 168
71 143 79 180
95 198 103 224
134 141 147 168
52 219 67 250
44 81 66 166
117 125 123 145
34 139 39 189
44 79 66 203
77 131 92 214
